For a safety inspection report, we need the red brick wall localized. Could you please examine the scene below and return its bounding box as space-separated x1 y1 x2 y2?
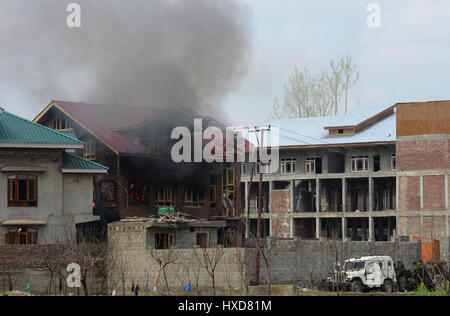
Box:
399 176 420 211
423 175 445 210
271 190 291 214
271 218 291 239
423 216 446 238
397 138 449 170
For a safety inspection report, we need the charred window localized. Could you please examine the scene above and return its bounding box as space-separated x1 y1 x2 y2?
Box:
155 186 175 208
184 187 204 208
99 181 116 207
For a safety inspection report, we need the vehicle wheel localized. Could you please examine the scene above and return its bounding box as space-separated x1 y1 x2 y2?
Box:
383 279 394 293
351 279 363 293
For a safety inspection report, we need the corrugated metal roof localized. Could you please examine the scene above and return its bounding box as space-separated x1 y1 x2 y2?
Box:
244 104 396 148
62 152 108 171
0 110 82 146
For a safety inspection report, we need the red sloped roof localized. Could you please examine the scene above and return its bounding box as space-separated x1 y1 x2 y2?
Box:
50 100 164 154
43 100 252 156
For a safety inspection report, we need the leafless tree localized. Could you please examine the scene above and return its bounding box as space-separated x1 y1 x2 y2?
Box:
270 55 359 119
149 247 180 295
324 221 352 295
192 246 225 296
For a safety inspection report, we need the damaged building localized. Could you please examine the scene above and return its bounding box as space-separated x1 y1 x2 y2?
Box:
242 101 449 256
0 108 108 244
34 100 247 245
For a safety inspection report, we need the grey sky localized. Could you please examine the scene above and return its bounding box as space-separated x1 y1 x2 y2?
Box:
2 0 450 125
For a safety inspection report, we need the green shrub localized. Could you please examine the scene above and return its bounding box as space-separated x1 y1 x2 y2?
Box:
409 282 449 296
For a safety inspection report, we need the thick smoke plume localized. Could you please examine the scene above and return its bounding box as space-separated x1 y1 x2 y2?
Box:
0 0 251 118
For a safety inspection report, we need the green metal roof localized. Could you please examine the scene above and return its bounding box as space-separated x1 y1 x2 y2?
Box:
62 152 108 172
0 110 82 146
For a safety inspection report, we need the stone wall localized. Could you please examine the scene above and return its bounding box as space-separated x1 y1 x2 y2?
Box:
250 239 422 288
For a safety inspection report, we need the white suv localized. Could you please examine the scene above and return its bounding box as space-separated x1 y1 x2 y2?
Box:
342 256 397 292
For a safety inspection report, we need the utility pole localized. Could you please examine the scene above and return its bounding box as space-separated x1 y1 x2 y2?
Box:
251 126 270 286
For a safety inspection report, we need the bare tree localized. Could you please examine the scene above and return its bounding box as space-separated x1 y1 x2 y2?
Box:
340 55 359 115
324 221 352 295
270 56 359 119
192 246 225 296
149 247 180 295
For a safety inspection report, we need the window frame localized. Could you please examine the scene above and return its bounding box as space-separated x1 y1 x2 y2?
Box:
155 232 176 249
305 158 316 174
83 139 97 161
391 154 396 170
196 233 210 248
281 158 296 174
7 174 38 207
351 156 369 172
155 186 175 208
4 226 38 245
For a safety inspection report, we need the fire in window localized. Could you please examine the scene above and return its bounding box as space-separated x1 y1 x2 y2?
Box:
7 175 38 207
281 158 296 174
99 181 116 207
128 182 150 206
351 156 369 172
4 226 38 245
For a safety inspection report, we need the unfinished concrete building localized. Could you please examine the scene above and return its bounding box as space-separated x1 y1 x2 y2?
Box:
242 102 449 256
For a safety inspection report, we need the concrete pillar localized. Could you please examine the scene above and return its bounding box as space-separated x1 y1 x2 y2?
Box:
290 180 294 213
342 178 346 212
368 216 374 242
342 217 347 241
445 174 448 210
269 180 273 214
316 178 320 213
420 175 424 210
244 181 249 216
368 177 374 212
420 215 424 238
315 216 320 239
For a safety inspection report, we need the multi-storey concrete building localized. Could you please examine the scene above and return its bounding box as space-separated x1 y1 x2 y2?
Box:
241 101 449 256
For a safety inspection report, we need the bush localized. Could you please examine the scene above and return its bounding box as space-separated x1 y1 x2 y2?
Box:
409 282 449 296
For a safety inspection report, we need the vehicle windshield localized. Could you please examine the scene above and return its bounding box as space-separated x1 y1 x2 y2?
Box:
344 261 365 271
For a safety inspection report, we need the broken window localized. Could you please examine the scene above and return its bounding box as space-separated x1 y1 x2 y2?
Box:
8 175 37 207
351 156 369 172
183 187 204 208
280 158 296 174
155 232 176 249
155 186 175 208
196 233 210 248
4 226 38 245
83 139 96 160
128 182 150 206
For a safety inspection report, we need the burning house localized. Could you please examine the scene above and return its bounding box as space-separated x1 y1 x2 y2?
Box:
34 100 248 246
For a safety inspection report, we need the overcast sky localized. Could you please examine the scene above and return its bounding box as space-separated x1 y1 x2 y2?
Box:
2 0 450 126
